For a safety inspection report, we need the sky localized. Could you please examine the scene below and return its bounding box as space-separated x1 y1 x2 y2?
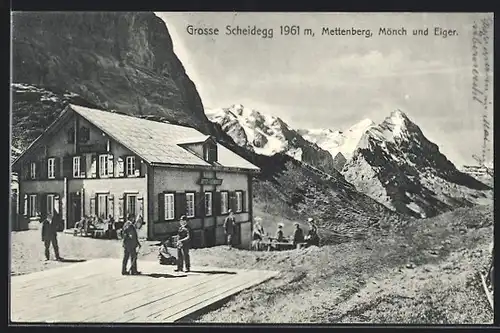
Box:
156 12 494 167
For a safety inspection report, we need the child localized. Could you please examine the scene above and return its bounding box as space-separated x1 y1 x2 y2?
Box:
158 237 176 265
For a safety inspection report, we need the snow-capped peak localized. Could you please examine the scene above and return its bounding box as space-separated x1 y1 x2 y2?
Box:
205 104 291 156
301 118 375 161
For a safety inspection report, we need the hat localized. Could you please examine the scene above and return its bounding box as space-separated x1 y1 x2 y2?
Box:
293 222 300 226
255 217 262 221
228 209 233 213
277 222 284 228
307 217 314 222
180 215 187 221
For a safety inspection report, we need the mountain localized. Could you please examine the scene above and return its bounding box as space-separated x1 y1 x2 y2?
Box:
299 118 375 164
206 104 337 174
342 110 492 218
10 11 403 238
12 11 211 134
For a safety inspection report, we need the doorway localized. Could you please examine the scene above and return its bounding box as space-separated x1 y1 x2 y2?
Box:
69 193 82 228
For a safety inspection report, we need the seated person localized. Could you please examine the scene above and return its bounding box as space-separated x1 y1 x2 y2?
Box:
158 238 176 265
305 218 320 247
275 223 286 242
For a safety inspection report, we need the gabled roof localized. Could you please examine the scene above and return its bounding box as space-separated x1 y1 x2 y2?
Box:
14 104 260 172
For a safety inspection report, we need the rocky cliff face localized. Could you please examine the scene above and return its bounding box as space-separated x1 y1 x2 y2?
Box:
12 12 210 133
206 104 337 175
342 110 492 218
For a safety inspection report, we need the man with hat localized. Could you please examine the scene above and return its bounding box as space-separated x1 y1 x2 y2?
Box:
122 214 141 275
41 212 62 261
292 222 305 248
175 215 192 272
305 217 320 247
223 209 236 249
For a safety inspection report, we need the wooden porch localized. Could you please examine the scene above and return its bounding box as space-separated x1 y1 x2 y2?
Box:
10 258 279 323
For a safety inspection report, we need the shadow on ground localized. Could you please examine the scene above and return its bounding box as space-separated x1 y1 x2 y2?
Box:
58 258 86 263
141 273 188 278
189 270 237 275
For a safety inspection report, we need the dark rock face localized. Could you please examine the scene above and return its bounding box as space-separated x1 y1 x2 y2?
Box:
12 12 210 133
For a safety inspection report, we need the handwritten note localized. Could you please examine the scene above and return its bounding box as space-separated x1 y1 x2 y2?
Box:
471 17 493 160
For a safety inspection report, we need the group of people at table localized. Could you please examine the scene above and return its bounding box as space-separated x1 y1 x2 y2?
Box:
252 217 320 250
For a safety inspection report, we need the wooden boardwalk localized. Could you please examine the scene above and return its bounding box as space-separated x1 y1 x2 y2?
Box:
10 258 279 323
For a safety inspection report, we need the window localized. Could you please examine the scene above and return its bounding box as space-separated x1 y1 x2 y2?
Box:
99 155 109 177
164 193 175 220
203 147 210 161
47 158 55 179
29 194 37 217
126 156 135 176
235 191 243 213
30 162 36 180
73 156 81 178
126 194 137 218
186 193 195 218
79 126 90 142
221 191 229 214
47 194 55 216
205 192 212 216
97 194 108 219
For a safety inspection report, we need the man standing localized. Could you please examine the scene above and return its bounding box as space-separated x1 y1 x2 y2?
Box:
41 213 61 261
292 222 304 248
122 214 141 275
223 209 236 249
175 216 191 272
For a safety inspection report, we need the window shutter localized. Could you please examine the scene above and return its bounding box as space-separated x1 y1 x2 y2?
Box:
108 194 114 218
23 194 28 216
137 197 144 218
62 156 72 178
90 155 97 178
90 196 96 216
195 192 204 217
54 157 61 179
241 191 246 212
35 194 41 216
158 193 165 222
229 192 236 212
214 192 221 216
23 162 29 180
118 195 124 220
37 160 44 180
54 195 60 214
134 157 141 176
117 156 124 177
80 155 87 178
108 154 114 177
175 193 186 220
40 193 47 218
96 155 100 178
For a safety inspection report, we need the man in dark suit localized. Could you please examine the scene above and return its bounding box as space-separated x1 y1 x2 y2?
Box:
41 213 61 261
175 215 192 272
122 214 141 275
223 209 236 249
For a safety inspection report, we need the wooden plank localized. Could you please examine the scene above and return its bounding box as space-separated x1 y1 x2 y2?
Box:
92 273 237 322
10 259 279 324
166 271 278 322
144 270 275 321
82 276 222 322
480 272 494 311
